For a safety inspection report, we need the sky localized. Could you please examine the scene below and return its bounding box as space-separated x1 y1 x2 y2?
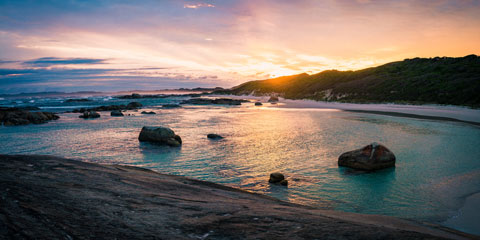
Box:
0 0 479 93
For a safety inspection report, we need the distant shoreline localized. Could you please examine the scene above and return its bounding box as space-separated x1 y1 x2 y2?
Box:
343 109 480 127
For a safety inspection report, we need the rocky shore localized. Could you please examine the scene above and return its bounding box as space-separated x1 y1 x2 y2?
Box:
0 107 59 126
0 154 473 240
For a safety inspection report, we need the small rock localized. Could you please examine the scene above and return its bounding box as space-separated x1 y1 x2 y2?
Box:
79 111 100 119
127 102 143 109
141 111 156 115
255 102 263 106
110 110 124 116
279 180 288 186
207 134 224 139
269 172 285 183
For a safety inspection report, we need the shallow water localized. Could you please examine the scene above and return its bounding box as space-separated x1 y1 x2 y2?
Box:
1 96 480 232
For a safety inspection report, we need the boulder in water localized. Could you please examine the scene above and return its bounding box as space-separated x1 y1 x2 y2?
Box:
269 172 285 183
138 126 182 147
207 133 224 139
141 111 156 115
127 102 142 109
110 110 124 117
338 142 396 171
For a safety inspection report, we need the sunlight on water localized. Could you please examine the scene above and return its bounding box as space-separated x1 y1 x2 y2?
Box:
1 102 480 225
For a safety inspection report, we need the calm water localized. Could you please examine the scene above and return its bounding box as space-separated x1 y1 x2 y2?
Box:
1 95 480 229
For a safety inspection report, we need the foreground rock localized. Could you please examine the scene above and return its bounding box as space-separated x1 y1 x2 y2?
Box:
79 111 100 119
138 126 182 147
72 102 142 113
338 142 396 171
0 107 59 126
0 155 469 239
207 133 224 139
180 98 249 105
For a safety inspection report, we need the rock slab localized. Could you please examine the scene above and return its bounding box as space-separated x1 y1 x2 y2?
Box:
0 154 466 240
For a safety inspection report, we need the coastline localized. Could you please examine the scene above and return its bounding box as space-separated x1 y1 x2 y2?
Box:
0 154 474 239
210 95 480 125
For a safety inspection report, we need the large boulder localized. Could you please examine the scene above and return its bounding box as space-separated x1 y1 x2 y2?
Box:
269 172 288 186
138 126 182 147
338 142 396 171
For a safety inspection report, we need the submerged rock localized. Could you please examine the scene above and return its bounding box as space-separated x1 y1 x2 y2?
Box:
79 111 100 119
207 133 224 139
66 98 91 103
141 111 156 115
162 104 181 109
0 107 59 126
110 110 124 117
255 102 263 106
138 126 182 147
268 96 279 102
338 142 396 171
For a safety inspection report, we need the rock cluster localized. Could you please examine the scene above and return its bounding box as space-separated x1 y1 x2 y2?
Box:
138 126 182 147
79 111 100 119
72 102 142 113
0 107 59 126
338 142 396 171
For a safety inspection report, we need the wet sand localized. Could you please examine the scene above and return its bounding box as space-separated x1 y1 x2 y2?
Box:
443 192 480 236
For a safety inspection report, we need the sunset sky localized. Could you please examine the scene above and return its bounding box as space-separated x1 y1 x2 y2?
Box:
1 0 479 93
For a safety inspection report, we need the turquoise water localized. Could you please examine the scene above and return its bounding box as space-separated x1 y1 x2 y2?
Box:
1 96 480 229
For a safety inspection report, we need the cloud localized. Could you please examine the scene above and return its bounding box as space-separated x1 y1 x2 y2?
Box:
183 3 215 9
22 57 106 67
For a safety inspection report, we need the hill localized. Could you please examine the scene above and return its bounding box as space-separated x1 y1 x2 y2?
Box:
219 55 480 107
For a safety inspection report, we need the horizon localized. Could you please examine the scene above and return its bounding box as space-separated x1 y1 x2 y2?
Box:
1 0 480 94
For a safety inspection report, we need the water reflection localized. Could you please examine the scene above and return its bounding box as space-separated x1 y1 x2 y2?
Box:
0 105 479 225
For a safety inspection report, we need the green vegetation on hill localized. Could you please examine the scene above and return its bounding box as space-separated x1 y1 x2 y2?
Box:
219 55 480 107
